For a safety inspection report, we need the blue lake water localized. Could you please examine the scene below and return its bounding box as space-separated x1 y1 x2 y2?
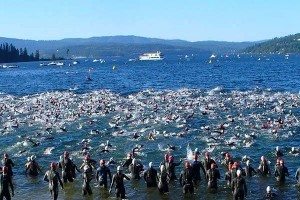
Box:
0 53 300 199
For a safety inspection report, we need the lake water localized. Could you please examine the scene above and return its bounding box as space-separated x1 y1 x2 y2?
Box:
0 53 300 199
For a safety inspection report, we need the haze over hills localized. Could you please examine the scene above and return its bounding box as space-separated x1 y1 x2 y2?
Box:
244 33 300 54
0 35 256 58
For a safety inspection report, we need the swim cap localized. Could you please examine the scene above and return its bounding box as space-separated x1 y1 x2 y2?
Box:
132 158 136 165
117 166 123 171
30 155 36 161
246 160 250 166
85 154 90 160
185 161 191 169
160 165 165 172
100 159 105 165
64 151 69 157
50 162 57 170
164 154 169 160
266 186 271 193
149 162 153 168
211 163 216 169
237 169 241 176
194 154 198 160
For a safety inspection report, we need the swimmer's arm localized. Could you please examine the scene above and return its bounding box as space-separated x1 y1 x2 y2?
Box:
108 169 112 182
109 175 116 192
200 163 206 177
57 173 64 189
43 172 49 182
96 169 99 181
9 176 14 194
124 174 130 180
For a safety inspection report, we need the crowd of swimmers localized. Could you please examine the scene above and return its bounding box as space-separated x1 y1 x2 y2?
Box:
0 145 300 200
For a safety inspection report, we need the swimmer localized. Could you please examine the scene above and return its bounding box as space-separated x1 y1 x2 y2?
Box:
44 162 64 200
179 161 194 194
231 169 247 199
144 162 158 187
96 159 112 189
25 155 42 177
109 166 130 199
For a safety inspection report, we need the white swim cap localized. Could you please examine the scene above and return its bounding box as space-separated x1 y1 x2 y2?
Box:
266 186 271 193
149 162 153 168
160 165 165 172
237 169 241 176
132 158 136 165
246 160 250 166
276 146 279 151
117 166 123 171
31 155 36 160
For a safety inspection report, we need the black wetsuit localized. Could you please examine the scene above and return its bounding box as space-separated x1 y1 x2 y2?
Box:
258 161 271 175
165 161 181 181
0 174 14 200
295 168 300 184
206 168 220 190
122 158 132 168
191 160 206 185
82 171 93 195
96 165 112 188
274 165 289 183
2 159 14 177
144 167 158 187
231 176 247 200
59 157 75 183
158 171 169 194
44 170 64 200
245 165 256 177
179 167 194 194
129 163 143 180
203 158 216 172
26 160 41 176
111 173 130 199
265 192 277 200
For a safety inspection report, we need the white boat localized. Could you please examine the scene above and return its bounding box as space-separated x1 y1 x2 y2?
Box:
2 64 19 68
56 62 64 66
139 51 164 61
47 61 64 66
47 62 57 66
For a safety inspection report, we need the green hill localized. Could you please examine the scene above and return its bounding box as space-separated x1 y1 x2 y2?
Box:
244 33 300 53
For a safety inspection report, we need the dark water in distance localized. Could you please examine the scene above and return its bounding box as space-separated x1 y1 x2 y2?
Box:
0 53 300 200
1 53 299 96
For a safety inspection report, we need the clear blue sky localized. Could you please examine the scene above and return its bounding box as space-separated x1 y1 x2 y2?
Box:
0 0 299 42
